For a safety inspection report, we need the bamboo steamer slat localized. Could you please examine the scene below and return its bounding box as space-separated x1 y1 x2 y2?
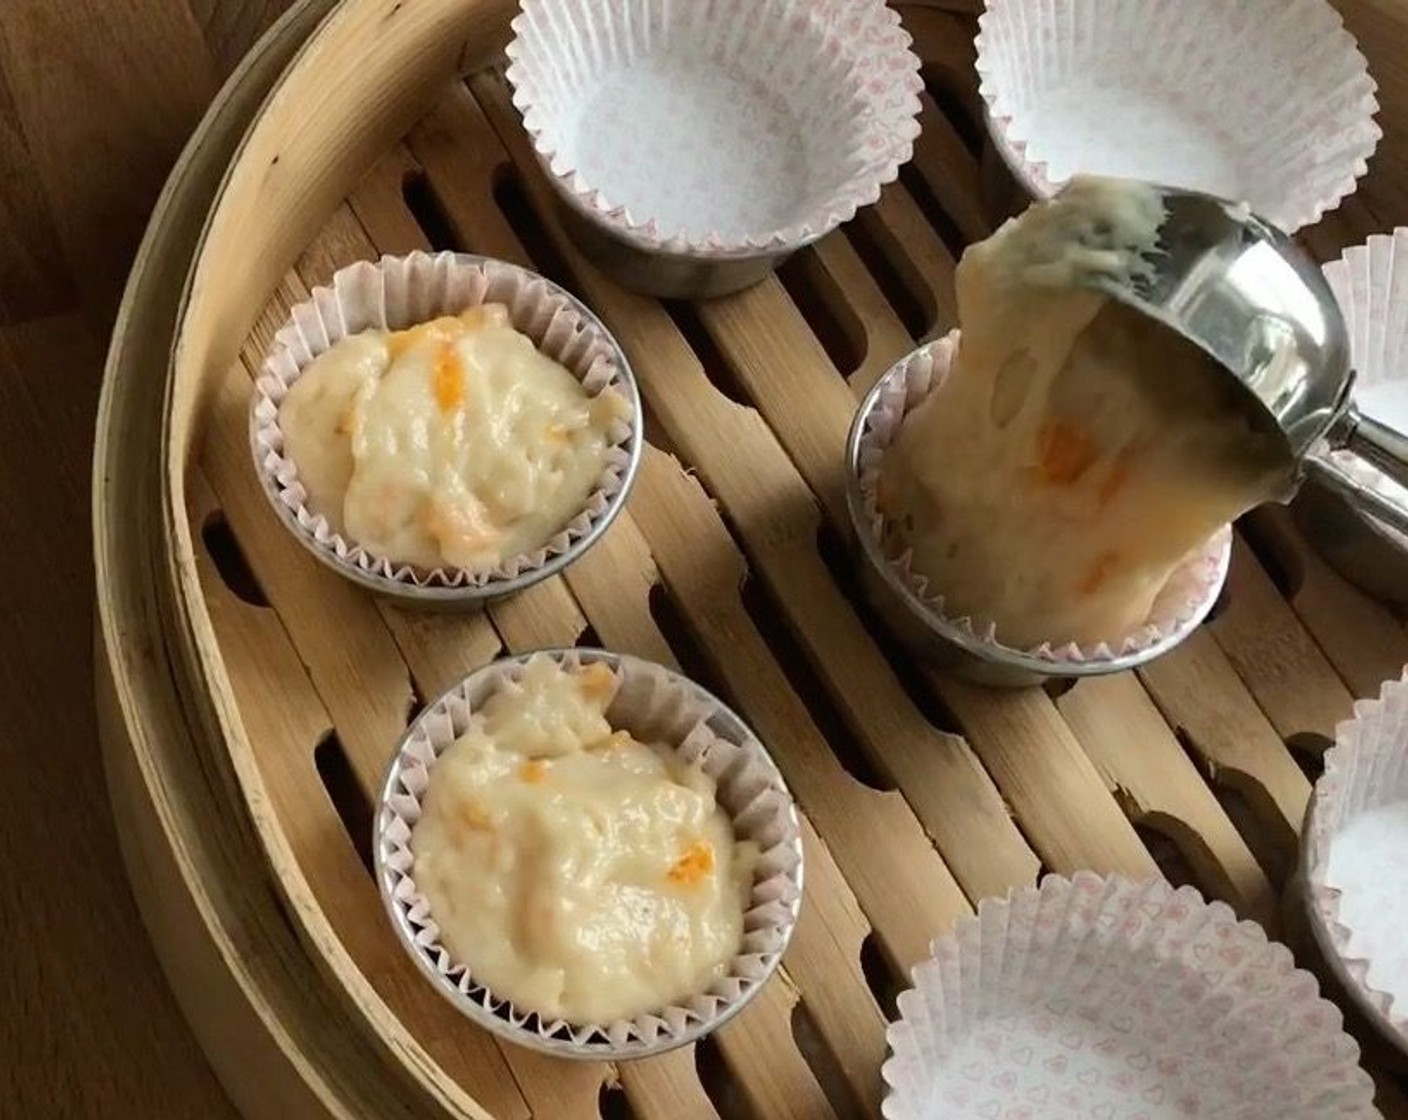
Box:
96 0 1408 1116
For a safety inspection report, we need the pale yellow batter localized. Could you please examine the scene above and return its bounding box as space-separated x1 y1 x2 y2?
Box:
279 304 627 573
879 177 1289 649
412 657 757 1024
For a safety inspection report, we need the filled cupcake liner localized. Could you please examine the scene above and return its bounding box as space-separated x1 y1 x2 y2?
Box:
974 0 1380 233
883 873 1377 1120
250 251 638 594
374 649 805 1058
505 0 922 256
855 332 1231 665
1322 230 1408 544
1304 672 1408 1056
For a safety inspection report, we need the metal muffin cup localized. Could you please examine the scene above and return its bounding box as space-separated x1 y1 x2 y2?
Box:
1292 473 1408 606
250 252 643 610
373 647 805 1060
844 342 1229 688
1294 674 1408 1069
551 189 801 301
1289 230 1408 607
1290 865 1408 1072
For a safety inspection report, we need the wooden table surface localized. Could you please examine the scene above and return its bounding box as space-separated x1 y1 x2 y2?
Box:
0 3 290 1114
5 0 1408 1116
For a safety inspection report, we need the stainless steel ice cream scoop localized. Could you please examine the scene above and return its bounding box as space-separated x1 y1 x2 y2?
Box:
1072 182 1408 537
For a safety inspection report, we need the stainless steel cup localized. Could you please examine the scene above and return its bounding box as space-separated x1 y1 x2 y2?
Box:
844 347 1228 688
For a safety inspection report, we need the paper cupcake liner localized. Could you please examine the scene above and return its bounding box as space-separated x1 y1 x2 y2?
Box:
883 873 1377 1120
975 0 1381 233
250 251 639 597
505 0 922 257
374 649 805 1059
1304 672 1408 1057
855 332 1231 665
1322 230 1408 545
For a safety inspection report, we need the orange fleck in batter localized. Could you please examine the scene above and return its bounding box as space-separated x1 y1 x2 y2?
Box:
1078 550 1121 597
1034 419 1099 486
433 341 465 412
387 315 463 361
518 759 548 784
576 662 616 701
667 840 716 887
458 802 493 831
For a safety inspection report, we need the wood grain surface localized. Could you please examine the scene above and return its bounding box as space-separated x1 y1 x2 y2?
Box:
11 0 1408 1117
0 2 293 1115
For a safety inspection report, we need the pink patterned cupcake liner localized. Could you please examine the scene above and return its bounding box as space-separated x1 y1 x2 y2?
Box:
1304 672 1408 1059
1321 230 1408 545
975 0 1380 233
374 649 805 1058
250 251 640 603
884 874 1377 1119
506 0 922 257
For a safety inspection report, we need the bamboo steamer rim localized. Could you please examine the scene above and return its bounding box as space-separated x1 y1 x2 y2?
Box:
165 0 517 1112
98 0 515 1116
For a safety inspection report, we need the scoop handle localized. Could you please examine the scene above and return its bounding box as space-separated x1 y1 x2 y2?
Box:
1302 453 1408 538
1342 405 1408 490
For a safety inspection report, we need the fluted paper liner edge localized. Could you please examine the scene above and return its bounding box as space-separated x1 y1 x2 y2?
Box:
1323 230 1408 546
376 650 804 1057
250 250 636 593
1305 672 1408 1054
855 333 1230 665
974 0 1380 233
504 0 922 256
883 874 1376 1120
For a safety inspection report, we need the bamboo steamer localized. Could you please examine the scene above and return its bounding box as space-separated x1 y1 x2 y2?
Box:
95 0 1408 1117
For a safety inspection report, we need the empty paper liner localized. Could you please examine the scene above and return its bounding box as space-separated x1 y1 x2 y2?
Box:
506 0 923 257
975 0 1380 232
1304 672 1408 1058
884 874 1376 1119
1322 230 1408 543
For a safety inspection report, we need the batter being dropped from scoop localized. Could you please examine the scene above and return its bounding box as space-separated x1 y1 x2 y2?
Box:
878 175 1292 650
